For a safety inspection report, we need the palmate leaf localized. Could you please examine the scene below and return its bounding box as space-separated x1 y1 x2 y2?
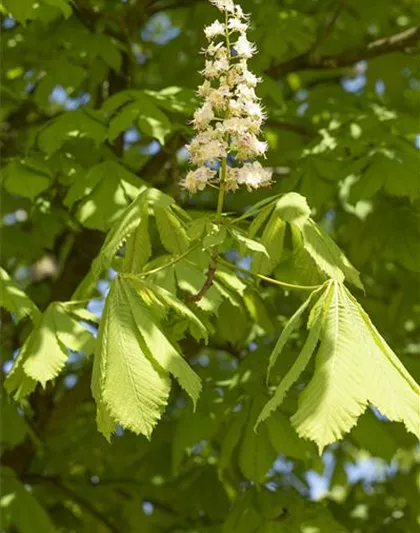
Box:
92 276 201 440
259 281 420 452
92 277 171 440
5 302 95 398
0 267 41 322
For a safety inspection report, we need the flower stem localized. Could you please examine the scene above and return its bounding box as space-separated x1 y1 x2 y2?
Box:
216 157 227 220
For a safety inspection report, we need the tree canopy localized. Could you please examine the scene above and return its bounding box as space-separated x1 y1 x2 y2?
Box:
1 1 419 532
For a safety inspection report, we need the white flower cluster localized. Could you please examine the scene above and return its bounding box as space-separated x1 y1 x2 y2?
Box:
182 0 272 193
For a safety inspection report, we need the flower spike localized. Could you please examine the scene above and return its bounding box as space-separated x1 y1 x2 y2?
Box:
182 0 272 193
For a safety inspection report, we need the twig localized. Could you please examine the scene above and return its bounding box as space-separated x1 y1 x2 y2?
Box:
184 248 217 303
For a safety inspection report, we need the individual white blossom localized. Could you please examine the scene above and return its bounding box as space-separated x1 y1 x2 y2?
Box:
231 132 267 159
193 103 215 130
235 162 272 190
242 68 260 87
228 18 248 33
208 84 231 109
204 20 225 39
210 0 235 13
197 80 212 98
242 100 265 119
186 130 228 166
182 166 216 193
183 0 272 194
236 83 258 102
234 35 256 59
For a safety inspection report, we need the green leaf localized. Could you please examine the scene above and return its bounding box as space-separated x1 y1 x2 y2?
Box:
291 282 420 452
65 161 146 231
350 409 398 461
239 401 277 483
2 160 51 201
0 268 40 322
92 277 171 439
108 97 172 144
134 279 208 341
272 192 362 288
267 286 325 377
0 467 56 533
123 202 151 274
145 86 197 115
92 191 148 276
108 103 140 142
215 267 247 296
123 278 202 407
0 393 29 449
243 289 275 335
251 212 286 275
256 286 329 428
298 219 363 289
3 0 71 23
202 224 227 249
38 110 107 155
219 408 247 473
5 302 94 392
155 206 189 255
138 104 172 145
265 411 312 461
73 190 150 299
275 192 311 225
248 203 275 239
230 228 269 256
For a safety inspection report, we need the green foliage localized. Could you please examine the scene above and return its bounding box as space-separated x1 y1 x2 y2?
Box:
92 275 201 440
1 0 419 532
258 281 420 452
1 467 56 533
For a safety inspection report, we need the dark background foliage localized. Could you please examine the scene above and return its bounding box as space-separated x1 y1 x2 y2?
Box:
1 1 419 532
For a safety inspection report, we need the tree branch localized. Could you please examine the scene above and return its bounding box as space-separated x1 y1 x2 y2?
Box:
268 26 420 78
184 248 217 303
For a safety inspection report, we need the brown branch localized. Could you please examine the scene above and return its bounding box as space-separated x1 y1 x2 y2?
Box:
268 26 420 78
184 249 217 303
